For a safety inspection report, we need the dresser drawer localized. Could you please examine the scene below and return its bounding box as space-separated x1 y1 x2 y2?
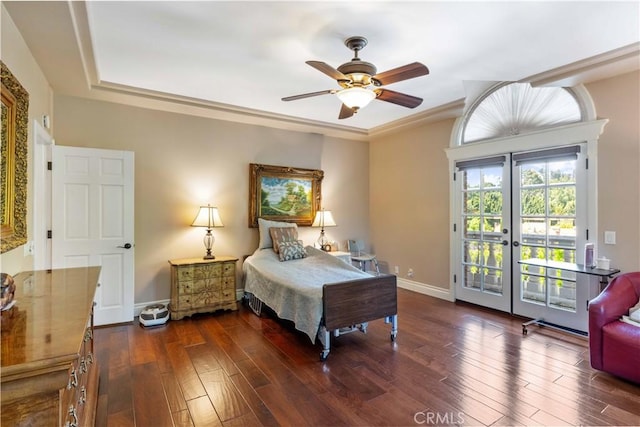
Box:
194 263 222 278
177 266 194 281
194 278 221 293
222 263 235 276
178 280 194 295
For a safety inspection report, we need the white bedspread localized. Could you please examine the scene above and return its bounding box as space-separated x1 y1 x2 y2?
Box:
243 246 370 342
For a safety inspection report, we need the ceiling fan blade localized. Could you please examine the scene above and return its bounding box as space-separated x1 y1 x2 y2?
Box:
306 61 348 81
373 62 429 86
375 89 423 108
282 90 334 102
338 104 355 119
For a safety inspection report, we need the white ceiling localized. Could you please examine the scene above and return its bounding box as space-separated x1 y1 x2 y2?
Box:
5 1 640 136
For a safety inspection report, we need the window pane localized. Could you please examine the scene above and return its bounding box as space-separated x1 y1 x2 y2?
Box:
521 164 545 186
463 169 480 190
549 161 576 184
463 191 480 214
521 189 545 215
483 191 502 214
548 186 575 215
482 167 502 188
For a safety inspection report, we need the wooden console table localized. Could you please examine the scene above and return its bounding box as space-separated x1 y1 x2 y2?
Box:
517 259 620 336
1 267 101 426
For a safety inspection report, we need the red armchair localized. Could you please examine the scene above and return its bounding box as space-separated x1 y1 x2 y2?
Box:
588 272 640 384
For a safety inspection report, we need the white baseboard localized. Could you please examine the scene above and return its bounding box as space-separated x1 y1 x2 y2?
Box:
397 277 454 302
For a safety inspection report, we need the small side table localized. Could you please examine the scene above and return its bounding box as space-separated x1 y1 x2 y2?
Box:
517 258 620 336
168 256 238 320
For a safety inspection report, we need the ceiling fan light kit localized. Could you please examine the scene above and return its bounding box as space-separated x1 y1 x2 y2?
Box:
282 36 429 119
336 87 376 109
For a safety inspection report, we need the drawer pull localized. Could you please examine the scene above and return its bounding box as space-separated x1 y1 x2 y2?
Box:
65 405 78 427
86 352 94 365
68 368 78 389
79 386 87 404
80 357 87 374
84 328 93 342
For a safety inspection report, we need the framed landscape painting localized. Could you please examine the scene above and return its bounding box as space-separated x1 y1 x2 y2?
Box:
249 163 323 227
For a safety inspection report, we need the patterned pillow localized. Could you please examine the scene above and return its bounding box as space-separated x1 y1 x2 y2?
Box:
278 240 307 261
258 218 297 249
270 227 299 253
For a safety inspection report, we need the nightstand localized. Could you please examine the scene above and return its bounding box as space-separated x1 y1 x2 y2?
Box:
168 256 238 320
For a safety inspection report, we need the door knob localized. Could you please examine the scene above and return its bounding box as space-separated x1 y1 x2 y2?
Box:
501 240 509 246
513 241 520 247
117 243 132 249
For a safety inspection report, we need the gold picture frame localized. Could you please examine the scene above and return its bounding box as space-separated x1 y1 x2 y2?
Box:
1 61 29 254
249 163 323 228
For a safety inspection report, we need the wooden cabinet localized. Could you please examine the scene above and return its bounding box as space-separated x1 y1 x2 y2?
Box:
1 267 100 427
169 257 238 320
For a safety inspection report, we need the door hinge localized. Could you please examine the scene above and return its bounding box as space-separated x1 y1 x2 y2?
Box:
47 230 52 239
453 223 457 232
586 229 589 240
453 274 457 283
453 172 457 181
47 161 52 170
585 158 589 170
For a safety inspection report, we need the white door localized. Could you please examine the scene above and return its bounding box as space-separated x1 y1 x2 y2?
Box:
52 146 134 326
512 145 591 332
454 156 512 312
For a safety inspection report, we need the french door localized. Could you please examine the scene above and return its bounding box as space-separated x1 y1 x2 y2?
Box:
455 156 512 312
454 145 590 332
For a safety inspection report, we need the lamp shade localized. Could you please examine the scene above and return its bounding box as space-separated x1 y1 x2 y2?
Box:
191 205 224 229
336 87 376 109
312 210 336 228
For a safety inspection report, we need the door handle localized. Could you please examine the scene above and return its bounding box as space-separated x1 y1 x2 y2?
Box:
501 240 509 246
513 241 520 247
117 243 133 249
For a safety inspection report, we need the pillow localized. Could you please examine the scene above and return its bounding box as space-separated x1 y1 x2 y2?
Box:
630 300 640 322
269 227 299 253
258 218 297 249
278 240 307 261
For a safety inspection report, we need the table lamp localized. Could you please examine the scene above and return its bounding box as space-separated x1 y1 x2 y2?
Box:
312 209 336 251
191 204 224 259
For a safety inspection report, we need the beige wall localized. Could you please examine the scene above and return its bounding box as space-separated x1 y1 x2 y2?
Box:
370 119 455 289
586 70 640 272
0 5 53 275
53 95 369 303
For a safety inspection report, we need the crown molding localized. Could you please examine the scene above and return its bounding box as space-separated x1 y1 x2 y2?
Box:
526 42 640 87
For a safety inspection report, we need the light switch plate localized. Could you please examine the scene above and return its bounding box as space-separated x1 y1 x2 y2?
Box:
604 231 616 245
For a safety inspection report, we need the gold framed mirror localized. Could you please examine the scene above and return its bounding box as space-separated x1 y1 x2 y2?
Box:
1 61 29 254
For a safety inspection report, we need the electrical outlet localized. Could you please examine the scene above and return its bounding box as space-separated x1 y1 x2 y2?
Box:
23 240 35 256
407 268 414 278
394 265 399 275
604 231 616 245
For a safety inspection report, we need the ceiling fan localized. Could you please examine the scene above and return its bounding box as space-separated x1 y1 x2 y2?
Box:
282 36 429 119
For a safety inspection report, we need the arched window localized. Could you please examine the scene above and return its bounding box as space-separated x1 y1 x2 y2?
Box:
461 83 585 144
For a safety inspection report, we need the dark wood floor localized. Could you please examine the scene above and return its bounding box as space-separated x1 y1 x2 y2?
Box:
94 289 640 426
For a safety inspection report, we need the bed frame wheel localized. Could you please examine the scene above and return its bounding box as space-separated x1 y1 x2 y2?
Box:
391 331 397 342
320 350 329 361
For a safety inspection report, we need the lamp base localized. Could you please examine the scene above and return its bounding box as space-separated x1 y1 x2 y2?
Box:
203 254 215 260
320 244 332 252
